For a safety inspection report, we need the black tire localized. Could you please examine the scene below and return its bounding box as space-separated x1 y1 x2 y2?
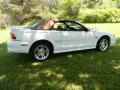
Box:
30 42 52 61
96 37 110 51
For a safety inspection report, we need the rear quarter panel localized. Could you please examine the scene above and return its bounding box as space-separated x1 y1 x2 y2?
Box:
22 30 61 53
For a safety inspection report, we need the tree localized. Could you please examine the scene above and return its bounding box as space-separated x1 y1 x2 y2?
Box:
57 0 81 19
82 0 105 8
115 0 120 8
0 0 11 28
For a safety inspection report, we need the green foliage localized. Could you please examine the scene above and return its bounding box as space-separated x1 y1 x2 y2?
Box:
116 0 120 8
58 0 81 19
80 9 120 23
83 0 99 8
1 0 120 29
0 13 4 28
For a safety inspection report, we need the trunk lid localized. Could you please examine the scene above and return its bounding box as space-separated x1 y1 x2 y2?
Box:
10 26 28 41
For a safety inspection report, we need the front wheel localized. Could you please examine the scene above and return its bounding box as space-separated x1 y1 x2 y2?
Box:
96 37 110 51
30 43 51 61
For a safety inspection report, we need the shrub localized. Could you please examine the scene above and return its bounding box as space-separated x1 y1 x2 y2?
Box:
78 9 120 23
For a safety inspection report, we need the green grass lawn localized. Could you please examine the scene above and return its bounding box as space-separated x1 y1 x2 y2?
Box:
0 23 120 90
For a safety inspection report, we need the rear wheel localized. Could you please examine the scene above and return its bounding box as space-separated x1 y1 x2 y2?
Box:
97 37 110 51
30 43 51 61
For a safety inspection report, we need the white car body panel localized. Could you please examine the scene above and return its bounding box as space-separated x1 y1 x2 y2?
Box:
7 26 116 54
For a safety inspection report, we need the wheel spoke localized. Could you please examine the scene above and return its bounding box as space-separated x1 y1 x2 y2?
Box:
41 54 45 59
41 47 45 51
44 50 48 53
34 45 49 60
37 53 41 57
99 39 109 51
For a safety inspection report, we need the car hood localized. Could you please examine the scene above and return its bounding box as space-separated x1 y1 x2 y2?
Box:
89 28 110 34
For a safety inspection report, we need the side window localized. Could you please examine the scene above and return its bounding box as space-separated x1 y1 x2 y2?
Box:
52 22 66 30
65 22 83 31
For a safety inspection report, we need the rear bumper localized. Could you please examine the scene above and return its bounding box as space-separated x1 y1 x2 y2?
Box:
7 40 29 53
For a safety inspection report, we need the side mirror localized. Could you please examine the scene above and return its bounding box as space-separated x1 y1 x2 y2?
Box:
82 26 89 31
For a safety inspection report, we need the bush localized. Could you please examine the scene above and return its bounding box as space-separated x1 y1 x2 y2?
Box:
83 13 104 23
78 9 120 23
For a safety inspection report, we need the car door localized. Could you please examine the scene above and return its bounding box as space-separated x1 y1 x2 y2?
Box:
60 29 78 51
52 21 78 51
76 30 94 49
60 21 95 51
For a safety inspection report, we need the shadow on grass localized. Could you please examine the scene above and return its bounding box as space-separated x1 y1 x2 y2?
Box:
0 38 120 90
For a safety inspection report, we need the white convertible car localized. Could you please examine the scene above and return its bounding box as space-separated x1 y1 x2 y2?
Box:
7 19 116 61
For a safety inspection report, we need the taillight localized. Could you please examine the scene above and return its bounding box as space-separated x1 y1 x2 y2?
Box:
10 32 16 39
